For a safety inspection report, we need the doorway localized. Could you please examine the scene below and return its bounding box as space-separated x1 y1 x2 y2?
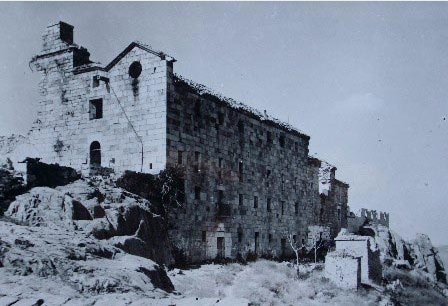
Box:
217 237 225 258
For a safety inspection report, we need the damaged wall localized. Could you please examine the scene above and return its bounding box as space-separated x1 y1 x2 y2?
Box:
165 76 319 261
25 22 169 176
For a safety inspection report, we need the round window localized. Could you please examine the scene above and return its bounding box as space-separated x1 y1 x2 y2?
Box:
129 61 142 78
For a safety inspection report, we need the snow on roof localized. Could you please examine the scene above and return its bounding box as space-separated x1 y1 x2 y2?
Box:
173 74 309 139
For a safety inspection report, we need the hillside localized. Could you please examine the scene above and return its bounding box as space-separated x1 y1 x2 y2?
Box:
0 177 447 305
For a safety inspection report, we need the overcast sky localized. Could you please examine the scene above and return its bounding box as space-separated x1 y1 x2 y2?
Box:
0 2 447 245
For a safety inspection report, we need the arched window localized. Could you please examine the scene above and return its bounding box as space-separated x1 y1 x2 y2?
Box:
90 141 101 166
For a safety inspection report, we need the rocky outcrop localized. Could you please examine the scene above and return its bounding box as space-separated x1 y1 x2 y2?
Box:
0 220 173 298
366 225 446 284
5 178 173 265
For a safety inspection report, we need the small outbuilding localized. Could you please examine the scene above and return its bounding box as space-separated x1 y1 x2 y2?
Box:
325 228 382 288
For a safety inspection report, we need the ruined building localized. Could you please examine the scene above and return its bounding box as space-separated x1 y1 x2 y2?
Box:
23 21 350 261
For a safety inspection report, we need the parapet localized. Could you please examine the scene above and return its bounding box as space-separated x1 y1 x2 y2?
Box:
348 208 390 230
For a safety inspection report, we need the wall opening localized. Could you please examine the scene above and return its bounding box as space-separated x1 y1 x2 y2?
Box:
281 238 286 256
255 232 259 253
279 134 285 147
89 141 101 167
238 121 244 133
128 61 142 78
238 227 243 243
218 190 224 205
253 196 258 209
177 151 183 164
217 237 225 258
89 99 103 120
194 186 201 200
267 198 271 212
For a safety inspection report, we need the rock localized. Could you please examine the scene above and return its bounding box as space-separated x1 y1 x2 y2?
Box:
137 265 175 293
72 199 93 220
5 178 174 266
0 219 174 296
367 225 447 284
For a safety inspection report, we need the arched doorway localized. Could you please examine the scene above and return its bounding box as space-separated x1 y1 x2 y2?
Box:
90 141 101 167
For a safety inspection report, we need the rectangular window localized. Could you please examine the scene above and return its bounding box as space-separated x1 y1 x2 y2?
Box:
279 134 285 147
218 112 224 125
254 196 258 209
267 198 271 212
238 121 244 133
295 202 299 215
239 194 244 206
177 151 183 164
238 231 243 243
268 233 272 243
195 151 200 162
218 190 224 204
267 131 273 143
255 232 259 252
238 161 243 183
281 201 285 215
219 157 223 168
89 98 103 120
92 76 100 88
202 231 206 242
194 186 201 200
194 100 201 117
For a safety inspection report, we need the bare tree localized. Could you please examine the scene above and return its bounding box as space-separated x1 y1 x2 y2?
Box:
287 233 300 276
307 227 327 264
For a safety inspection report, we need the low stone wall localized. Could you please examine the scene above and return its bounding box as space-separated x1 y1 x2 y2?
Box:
325 251 361 289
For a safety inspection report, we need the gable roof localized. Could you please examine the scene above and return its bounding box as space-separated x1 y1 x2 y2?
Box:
104 41 176 71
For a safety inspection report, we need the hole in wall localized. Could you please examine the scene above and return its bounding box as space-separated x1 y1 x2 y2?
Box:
129 61 142 78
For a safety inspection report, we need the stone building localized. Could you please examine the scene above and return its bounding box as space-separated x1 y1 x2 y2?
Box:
22 21 350 261
331 229 383 285
317 161 349 237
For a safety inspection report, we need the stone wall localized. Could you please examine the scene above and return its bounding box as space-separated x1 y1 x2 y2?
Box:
165 76 319 261
20 21 355 263
24 22 170 176
347 209 390 233
325 251 361 289
334 231 382 284
318 161 349 238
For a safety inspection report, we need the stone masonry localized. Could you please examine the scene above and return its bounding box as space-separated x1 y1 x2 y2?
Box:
19 21 354 262
318 161 349 237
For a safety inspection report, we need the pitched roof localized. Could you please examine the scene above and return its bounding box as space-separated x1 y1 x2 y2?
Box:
104 41 176 71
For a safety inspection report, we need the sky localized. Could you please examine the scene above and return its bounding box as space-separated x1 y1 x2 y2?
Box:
0 2 447 245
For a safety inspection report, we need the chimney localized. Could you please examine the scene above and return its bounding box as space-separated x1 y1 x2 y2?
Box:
42 21 74 53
